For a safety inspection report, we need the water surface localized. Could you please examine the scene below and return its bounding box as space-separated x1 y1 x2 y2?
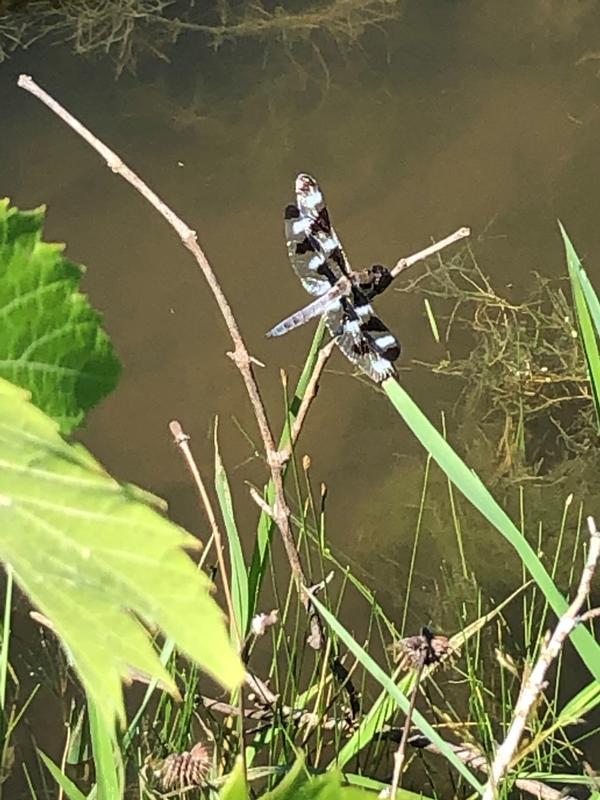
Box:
2 0 600 786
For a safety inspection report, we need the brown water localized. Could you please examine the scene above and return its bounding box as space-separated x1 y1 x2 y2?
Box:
2 0 600 785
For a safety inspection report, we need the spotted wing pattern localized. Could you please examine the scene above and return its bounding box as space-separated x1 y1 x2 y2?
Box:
283 174 351 296
274 173 401 383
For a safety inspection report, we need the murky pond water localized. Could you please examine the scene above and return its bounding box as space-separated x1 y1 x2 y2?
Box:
2 0 600 791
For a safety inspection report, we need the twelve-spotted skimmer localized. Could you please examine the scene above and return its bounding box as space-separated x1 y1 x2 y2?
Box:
267 174 400 382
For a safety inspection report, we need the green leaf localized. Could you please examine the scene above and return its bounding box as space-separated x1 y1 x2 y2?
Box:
0 198 121 434
38 750 88 800
558 221 600 430
260 755 307 800
0 378 244 729
220 758 248 800
260 755 378 799
215 420 249 638
382 378 600 683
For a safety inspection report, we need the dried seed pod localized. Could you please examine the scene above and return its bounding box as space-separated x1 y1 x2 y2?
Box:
389 627 454 670
250 609 279 637
156 741 211 791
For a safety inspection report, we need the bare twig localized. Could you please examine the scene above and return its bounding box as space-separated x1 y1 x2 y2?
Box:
386 628 453 798
483 515 600 800
391 226 470 279
16 76 470 666
388 657 425 798
168 421 238 642
168 420 247 776
248 486 276 518
17 74 321 643
579 606 600 623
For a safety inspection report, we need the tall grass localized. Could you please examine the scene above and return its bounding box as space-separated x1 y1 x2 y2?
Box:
5 227 600 799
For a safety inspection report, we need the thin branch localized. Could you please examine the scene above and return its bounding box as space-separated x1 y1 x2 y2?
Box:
391 227 470 279
16 75 470 665
388 657 425 798
17 74 318 641
579 606 600 623
168 421 239 644
386 628 453 798
483 515 600 800
168 420 247 777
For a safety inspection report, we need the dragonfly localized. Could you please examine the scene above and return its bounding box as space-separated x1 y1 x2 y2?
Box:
266 173 400 382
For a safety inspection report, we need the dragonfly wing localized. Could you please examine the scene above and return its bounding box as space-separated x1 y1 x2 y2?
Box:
324 287 400 383
284 173 352 296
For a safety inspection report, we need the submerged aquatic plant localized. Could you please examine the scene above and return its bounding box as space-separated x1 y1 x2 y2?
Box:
406 250 596 479
0 0 404 74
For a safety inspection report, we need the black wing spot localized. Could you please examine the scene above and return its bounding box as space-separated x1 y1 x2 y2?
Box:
330 248 346 271
351 339 371 356
318 262 339 285
295 238 316 255
285 204 300 220
361 316 388 333
315 207 332 233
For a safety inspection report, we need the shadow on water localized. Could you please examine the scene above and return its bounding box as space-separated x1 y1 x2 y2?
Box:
2 0 600 792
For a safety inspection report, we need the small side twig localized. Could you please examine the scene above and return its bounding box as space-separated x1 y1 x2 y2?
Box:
483 515 600 800
168 421 239 642
391 226 470 279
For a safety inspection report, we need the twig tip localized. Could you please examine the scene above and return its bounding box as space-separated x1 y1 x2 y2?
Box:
169 419 189 445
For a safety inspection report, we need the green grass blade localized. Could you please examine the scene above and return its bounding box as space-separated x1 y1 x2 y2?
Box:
559 221 600 429
38 750 87 800
381 378 600 682
555 678 600 724
87 696 122 799
309 594 483 793
0 565 13 712
423 298 440 344
215 420 249 638
559 222 600 332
